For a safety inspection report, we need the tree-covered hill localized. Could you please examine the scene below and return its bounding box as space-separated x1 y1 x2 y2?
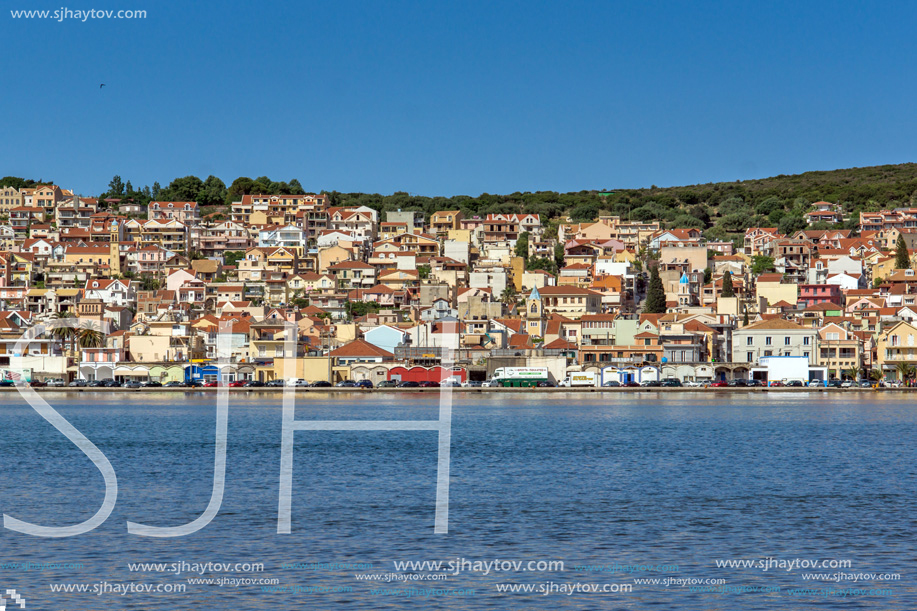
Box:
6 163 917 242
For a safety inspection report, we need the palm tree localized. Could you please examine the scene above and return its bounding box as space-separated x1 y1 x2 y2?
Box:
868 368 884 382
500 286 517 305
51 311 78 356
895 361 915 383
843 366 859 381
78 328 104 349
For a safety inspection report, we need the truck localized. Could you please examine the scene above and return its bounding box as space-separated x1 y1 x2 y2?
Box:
489 367 549 387
559 371 599 387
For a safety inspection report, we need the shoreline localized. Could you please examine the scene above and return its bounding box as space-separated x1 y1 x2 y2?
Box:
2 386 906 393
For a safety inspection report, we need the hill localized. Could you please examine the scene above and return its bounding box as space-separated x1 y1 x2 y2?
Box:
330 163 917 241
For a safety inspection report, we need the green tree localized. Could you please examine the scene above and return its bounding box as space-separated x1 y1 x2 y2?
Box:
895 361 915 382
895 234 910 269
160 175 204 202
223 251 245 267
417 265 431 279
778 214 806 236
78 328 104 349
51 311 78 356
703 267 712 284
108 175 125 198
346 301 382 318
721 271 735 297
500 285 518 305
644 266 667 313
527 256 557 274
199 175 228 206
553 242 565 270
139 274 161 291
515 232 530 258
742 305 749 326
751 255 776 275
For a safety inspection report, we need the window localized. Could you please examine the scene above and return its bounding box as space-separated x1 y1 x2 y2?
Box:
746 336 753 346
765 336 772 346
747 351 753 361
764 350 772 357
785 336 791 346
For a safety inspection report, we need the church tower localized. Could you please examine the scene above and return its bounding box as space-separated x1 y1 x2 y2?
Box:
525 286 544 337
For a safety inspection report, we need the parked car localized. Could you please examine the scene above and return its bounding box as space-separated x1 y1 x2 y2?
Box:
623 381 640 387
602 381 621 387
684 380 704 387
266 379 286 387
640 380 661 387
377 380 398 388
858 380 873 387
203 380 219 388
537 380 556 387
461 380 483 388
807 380 823 387
710 381 728 388
87 380 106 387
827 379 843 388
187 379 207 388
311 381 332 388
786 380 803 387
746 379 763 387
727 379 747 387
69 380 88 387
398 381 420 388
243 380 265 388
123 381 143 389
142 381 162 388
228 380 247 388
356 379 374 389
336 380 358 387
46 379 66 387
768 381 784 387
164 381 185 388
419 381 440 388
0 380 15 387
661 379 682 387
29 380 47 387
441 380 461 388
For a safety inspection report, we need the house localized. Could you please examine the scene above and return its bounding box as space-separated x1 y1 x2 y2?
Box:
535 286 603 318
329 338 394 366
148 201 200 225
732 318 817 365
83 278 136 308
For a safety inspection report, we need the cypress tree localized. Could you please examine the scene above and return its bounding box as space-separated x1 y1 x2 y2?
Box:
895 234 910 269
644 266 667 313
721 271 735 297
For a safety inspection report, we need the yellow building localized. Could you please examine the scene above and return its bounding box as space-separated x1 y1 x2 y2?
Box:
875 320 917 380
755 273 798 307
255 356 335 383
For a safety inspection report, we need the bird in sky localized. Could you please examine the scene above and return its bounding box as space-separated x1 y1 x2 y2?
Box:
100 83 106 88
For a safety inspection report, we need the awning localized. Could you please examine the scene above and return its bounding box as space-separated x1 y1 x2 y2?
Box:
114 369 149 376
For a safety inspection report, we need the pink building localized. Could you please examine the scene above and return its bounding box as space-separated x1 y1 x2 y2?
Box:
798 283 842 308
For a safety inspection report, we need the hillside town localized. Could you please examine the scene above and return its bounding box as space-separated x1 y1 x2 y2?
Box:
2 185 917 387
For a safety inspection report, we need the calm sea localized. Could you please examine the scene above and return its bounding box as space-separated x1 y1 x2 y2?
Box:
0 391 914 610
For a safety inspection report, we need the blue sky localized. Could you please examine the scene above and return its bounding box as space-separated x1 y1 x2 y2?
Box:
3 0 916 196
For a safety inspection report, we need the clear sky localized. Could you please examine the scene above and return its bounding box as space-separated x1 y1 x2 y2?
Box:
3 0 917 196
